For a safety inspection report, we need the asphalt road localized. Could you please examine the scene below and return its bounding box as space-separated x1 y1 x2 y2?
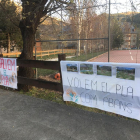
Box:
89 50 140 63
0 89 140 140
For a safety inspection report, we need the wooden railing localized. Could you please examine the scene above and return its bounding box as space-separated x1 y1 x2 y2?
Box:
34 49 76 58
17 54 66 92
2 49 76 58
3 52 21 57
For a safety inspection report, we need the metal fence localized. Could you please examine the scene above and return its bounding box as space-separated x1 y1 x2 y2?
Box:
35 38 108 61
35 38 109 80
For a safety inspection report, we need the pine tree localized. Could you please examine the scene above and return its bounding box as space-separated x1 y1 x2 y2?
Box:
0 0 22 52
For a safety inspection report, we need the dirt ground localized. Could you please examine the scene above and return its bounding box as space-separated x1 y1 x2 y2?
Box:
38 74 60 83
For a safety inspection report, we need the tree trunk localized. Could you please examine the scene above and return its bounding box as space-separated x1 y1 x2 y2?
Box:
18 27 35 92
7 33 10 54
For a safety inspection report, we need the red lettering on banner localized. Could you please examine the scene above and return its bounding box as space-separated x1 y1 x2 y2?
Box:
1 59 5 69
0 58 15 71
11 59 15 71
5 76 9 86
4 59 7 69
7 59 15 71
0 58 2 68
1 75 9 86
7 59 11 70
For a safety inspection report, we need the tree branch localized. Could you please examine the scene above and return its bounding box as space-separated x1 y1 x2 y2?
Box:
39 8 62 24
41 0 70 17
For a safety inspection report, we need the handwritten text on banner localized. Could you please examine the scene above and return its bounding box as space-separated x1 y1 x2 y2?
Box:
61 61 140 121
0 58 17 89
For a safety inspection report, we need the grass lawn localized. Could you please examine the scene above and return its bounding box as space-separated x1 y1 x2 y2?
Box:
37 53 75 60
66 51 105 61
37 54 59 60
37 68 58 77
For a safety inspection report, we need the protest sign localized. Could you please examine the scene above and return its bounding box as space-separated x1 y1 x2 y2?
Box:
0 58 17 89
61 61 140 121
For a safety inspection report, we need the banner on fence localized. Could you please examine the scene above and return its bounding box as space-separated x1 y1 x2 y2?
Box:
61 61 140 121
0 58 17 89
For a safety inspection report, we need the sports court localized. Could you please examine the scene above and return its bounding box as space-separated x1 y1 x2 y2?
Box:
89 50 140 63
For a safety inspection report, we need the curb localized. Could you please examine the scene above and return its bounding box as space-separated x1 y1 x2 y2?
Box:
87 52 108 62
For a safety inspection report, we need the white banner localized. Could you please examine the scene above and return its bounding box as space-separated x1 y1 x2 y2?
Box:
0 58 17 89
61 61 140 121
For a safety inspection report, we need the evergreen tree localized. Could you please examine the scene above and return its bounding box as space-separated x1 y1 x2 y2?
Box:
110 18 124 49
0 0 22 52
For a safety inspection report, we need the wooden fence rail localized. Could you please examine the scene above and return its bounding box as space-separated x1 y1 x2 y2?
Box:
18 76 62 92
3 52 21 57
17 60 60 70
2 49 76 58
34 49 76 58
16 54 66 92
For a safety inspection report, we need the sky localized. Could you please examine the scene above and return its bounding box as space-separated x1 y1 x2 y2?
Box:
110 0 140 13
94 0 140 14
13 0 140 12
12 0 140 20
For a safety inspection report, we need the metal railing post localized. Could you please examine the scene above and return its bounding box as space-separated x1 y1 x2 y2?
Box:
108 0 111 62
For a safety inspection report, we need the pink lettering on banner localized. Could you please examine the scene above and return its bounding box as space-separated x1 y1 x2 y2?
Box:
0 58 5 69
8 59 11 70
0 58 15 71
11 59 15 71
1 75 9 86
4 59 7 69
7 59 15 71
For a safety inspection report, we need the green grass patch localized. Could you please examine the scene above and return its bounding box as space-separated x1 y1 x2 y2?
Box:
37 53 75 60
37 54 59 60
66 51 106 61
37 68 58 77
20 87 64 104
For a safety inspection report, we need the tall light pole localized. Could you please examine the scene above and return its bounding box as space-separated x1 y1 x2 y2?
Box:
61 4 63 53
78 0 81 56
108 0 111 62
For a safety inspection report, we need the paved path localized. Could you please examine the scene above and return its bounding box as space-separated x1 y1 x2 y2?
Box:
89 50 140 63
0 89 140 140
45 56 75 61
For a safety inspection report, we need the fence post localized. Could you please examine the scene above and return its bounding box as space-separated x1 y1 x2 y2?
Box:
0 54 3 57
58 54 66 100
